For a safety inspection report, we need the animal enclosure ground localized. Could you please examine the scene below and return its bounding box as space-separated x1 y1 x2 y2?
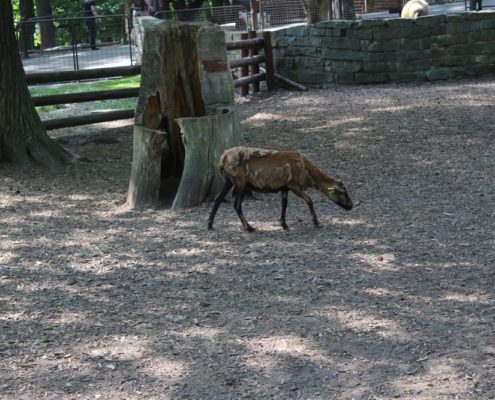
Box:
1 77 494 400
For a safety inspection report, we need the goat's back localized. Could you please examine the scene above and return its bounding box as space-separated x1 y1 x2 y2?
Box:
219 147 312 190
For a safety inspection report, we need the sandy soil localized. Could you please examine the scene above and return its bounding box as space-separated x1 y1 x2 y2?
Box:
1 77 494 400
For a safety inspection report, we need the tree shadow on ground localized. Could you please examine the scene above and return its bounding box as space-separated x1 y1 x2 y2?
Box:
0 78 494 399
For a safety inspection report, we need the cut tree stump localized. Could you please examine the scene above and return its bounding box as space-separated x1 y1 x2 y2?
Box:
172 106 240 209
126 20 240 210
126 126 168 209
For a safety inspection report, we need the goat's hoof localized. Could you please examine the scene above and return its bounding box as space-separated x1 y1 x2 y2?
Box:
313 222 321 228
281 223 289 230
243 225 255 232
207 224 213 231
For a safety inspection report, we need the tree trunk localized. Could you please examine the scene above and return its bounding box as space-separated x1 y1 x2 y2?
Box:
172 107 240 208
126 126 168 209
127 21 239 209
342 0 356 19
35 0 56 49
19 0 35 58
0 0 73 168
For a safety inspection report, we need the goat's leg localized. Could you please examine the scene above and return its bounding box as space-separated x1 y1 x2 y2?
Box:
208 179 233 230
280 189 289 230
234 188 254 232
291 189 320 227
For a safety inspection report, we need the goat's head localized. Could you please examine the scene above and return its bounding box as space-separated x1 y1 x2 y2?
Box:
325 181 353 210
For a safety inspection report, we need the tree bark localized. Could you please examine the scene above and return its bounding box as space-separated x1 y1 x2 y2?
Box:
172 107 240 208
126 126 168 209
128 21 239 209
0 0 73 168
19 0 35 58
35 0 56 49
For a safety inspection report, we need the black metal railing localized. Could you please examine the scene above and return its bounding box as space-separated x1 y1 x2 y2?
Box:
15 14 134 74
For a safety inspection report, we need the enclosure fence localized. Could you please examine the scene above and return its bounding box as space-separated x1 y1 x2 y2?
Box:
16 0 477 74
16 14 134 74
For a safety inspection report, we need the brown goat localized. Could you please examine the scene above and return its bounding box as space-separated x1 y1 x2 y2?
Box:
207 147 353 232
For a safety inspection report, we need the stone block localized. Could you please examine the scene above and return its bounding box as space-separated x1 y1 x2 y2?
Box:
388 71 426 82
331 61 363 73
404 49 431 61
321 48 365 61
478 19 495 29
362 61 396 73
355 19 388 29
396 58 431 72
469 28 495 42
414 15 446 26
426 67 454 80
322 37 362 50
446 21 479 34
435 33 470 46
467 11 495 20
346 27 375 40
367 40 397 52
432 55 473 67
365 51 397 62
354 72 389 83
334 72 356 84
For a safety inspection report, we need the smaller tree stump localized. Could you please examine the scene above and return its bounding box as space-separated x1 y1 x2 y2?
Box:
126 125 168 209
172 107 240 209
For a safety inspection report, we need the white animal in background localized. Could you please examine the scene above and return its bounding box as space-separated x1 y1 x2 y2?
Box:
401 0 429 18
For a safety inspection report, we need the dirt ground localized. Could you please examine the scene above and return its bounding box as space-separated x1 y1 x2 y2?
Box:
1 77 494 400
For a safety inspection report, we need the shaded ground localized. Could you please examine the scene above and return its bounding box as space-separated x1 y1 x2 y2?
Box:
1 77 494 400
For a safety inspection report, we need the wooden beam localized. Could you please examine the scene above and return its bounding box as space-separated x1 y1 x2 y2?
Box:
43 109 135 130
26 65 141 85
226 37 264 51
33 88 139 106
234 72 266 88
262 31 275 91
229 54 265 69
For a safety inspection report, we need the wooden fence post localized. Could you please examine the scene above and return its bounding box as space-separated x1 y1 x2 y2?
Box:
262 31 275 91
248 30 260 93
240 32 249 96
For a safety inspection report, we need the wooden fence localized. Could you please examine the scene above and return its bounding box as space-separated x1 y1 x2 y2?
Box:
29 32 274 130
227 31 275 96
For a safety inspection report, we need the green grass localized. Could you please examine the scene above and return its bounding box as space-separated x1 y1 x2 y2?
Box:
29 75 141 97
31 75 140 115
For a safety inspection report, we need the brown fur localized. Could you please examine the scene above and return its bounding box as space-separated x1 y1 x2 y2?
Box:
208 147 353 232
219 147 336 193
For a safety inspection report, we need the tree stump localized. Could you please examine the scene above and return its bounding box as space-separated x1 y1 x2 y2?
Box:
172 106 240 209
126 20 240 210
126 126 168 209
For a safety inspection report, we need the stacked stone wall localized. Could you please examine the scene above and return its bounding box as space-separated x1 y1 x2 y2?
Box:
270 13 495 85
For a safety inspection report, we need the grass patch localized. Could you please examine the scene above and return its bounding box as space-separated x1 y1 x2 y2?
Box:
29 75 140 97
31 75 140 116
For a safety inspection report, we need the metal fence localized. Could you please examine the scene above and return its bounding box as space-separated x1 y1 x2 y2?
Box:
153 0 311 30
16 14 134 74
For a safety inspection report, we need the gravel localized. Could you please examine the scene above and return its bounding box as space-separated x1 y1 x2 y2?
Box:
1 77 494 399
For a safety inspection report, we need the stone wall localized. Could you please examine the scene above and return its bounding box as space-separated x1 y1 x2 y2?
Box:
270 13 495 86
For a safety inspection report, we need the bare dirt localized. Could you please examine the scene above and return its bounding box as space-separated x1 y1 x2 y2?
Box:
1 77 494 400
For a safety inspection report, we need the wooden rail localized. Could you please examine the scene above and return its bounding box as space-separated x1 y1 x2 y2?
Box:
28 65 140 130
26 65 141 85
28 32 275 129
226 31 275 96
32 88 140 107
